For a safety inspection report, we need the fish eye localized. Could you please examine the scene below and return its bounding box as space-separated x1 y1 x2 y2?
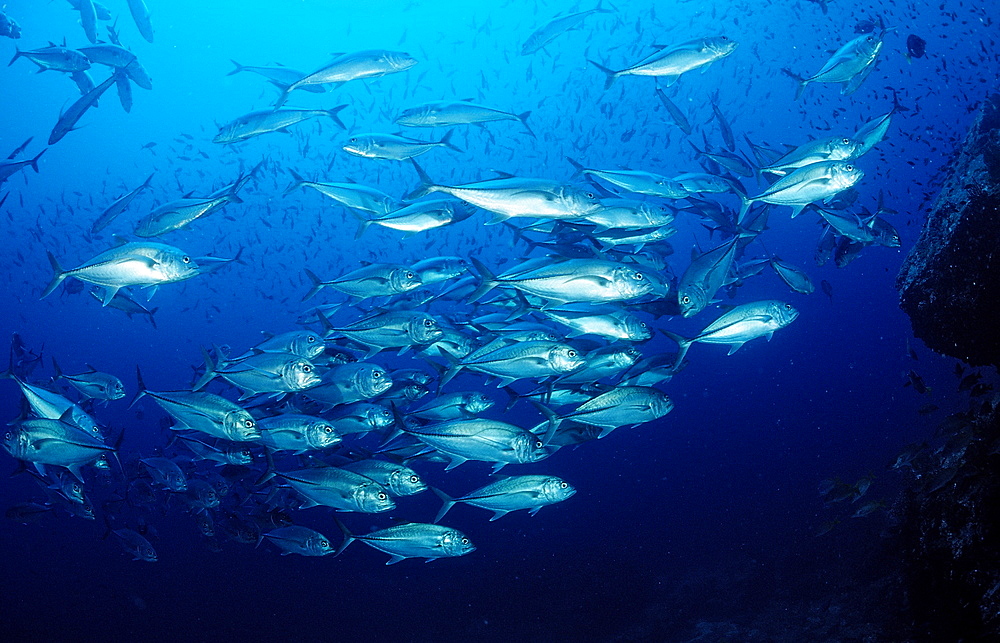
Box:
350 137 357 143
721 36 729 40
535 440 543 448
845 165 854 171
681 296 690 304
866 36 874 41
373 371 382 378
585 192 595 199
461 538 469 545
784 304 793 310
567 349 577 357
324 426 333 433
560 482 568 488
410 475 419 483
73 485 81 493
244 419 254 428
378 492 387 500
423 319 433 327
302 364 312 373
634 273 643 280
182 256 191 263
321 540 329 547
842 138 851 145
405 271 414 279
307 336 316 343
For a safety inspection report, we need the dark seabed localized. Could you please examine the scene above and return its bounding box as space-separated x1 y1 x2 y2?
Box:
1 1 998 641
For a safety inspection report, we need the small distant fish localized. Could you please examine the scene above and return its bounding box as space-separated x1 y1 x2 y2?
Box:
820 279 834 302
903 370 929 394
905 35 927 62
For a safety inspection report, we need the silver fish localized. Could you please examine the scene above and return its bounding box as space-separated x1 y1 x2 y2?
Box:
433 475 576 522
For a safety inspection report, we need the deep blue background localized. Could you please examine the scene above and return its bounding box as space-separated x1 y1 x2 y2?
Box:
1 0 996 640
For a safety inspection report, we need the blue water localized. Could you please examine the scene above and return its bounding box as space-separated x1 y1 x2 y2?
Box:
1 1 996 640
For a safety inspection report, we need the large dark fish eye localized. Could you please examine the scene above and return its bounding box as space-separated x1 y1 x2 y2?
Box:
560 482 568 488
378 493 387 500
423 319 433 327
182 256 191 263
845 165 854 171
535 440 543 448
568 349 577 357
461 538 470 545
307 335 316 343
634 273 643 280
302 364 312 372
244 420 254 428
373 370 382 379
350 137 357 143
585 192 595 199
405 271 414 279
410 475 419 483
321 540 329 548
842 138 851 145
681 295 691 304
784 304 793 310
866 36 874 42
324 426 333 433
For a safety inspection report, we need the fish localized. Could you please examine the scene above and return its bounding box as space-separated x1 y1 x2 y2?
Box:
4 416 114 481
334 520 474 565
132 367 261 441
589 36 738 89
42 241 200 305
782 27 885 99
77 0 98 43
51 358 125 400
758 137 864 176
339 460 427 497
0 11 22 39
267 467 395 513
535 385 674 439
111 528 157 561
433 475 576 522
470 257 653 305
214 107 347 144
134 184 244 237
302 362 393 409
9 44 90 72
521 2 612 55
125 0 154 43
540 304 651 341
91 173 154 234
321 310 443 359
655 87 692 135
255 414 340 453
743 161 864 218
88 288 159 327
354 199 475 239
905 35 927 62
284 170 398 215
342 131 462 161
227 60 326 93
442 340 585 388
409 160 603 224
194 348 321 399
409 391 494 422
49 72 122 145
663 300 800 369
768 258 815 295
395 416 551 471
396 100 534 136
264 526 335 556
302 263 422 302
0 149 46 186
280 49 417 100
677 238 739 318
566 158 688 199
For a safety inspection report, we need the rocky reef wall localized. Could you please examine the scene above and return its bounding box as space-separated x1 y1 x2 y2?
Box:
897 93 1000 367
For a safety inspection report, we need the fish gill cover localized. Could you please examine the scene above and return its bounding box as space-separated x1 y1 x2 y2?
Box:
0 1 997 641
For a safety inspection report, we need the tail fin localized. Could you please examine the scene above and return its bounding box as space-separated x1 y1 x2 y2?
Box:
354 217 373 240
588 59 618 91
406 159 436 200
516 111 535 137
139 171 154 191
28 149 45 173
660 330 693 372
283 169 308 196
324 105 348 130
148 308 158 330
129 365 148 408
565 156 587 178
8 46 22 67
301 269 326 302
333 517 355 557
781 68 808 101
227 60 245 76
192 346 217 391
529 399 562 446
466 257 499 303
51 357 63 380
431 487 457 524
40 251 67 300
439 129 463 153
253 447 277 486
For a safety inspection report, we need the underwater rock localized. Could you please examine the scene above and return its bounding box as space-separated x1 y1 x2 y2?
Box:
891 397 1000 640
897 93 1000 366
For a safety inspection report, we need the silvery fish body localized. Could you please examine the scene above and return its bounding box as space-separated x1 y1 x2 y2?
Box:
434 475 576 522
256 414 340 452
337 522 475 565
276 467 395 513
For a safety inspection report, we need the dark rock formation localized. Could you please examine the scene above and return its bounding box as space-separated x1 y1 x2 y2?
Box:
897 93 1000 367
